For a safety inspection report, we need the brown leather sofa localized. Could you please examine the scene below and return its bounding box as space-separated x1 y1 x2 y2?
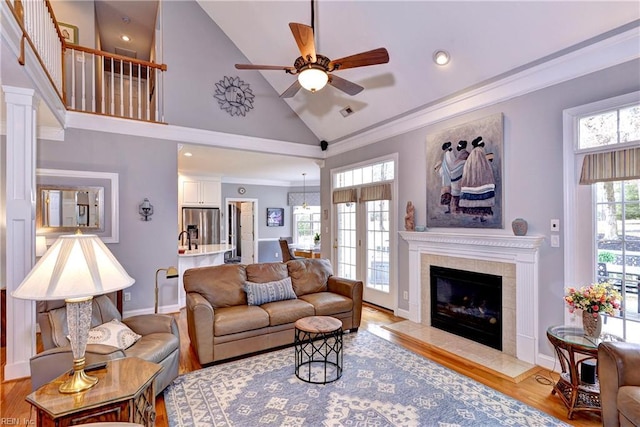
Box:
184 258 363 365
598 341 640 427
30 293 180 395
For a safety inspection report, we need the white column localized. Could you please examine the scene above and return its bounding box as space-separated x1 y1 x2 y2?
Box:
3 85 38 380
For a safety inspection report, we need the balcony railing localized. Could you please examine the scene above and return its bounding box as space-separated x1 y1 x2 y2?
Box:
65 45 166 122
5 0 166 123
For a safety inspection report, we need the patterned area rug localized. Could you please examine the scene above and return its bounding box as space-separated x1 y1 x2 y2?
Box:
164 331 568 426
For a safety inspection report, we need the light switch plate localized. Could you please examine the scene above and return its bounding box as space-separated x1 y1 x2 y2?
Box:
551 235 560 247
551 219 560 232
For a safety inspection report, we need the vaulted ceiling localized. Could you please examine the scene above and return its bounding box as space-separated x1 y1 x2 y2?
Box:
90 2 640 182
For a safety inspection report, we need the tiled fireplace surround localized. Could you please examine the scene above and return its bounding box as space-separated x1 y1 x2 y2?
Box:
399 231 544 365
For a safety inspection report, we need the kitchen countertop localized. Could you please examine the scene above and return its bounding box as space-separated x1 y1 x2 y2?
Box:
178 244 235 257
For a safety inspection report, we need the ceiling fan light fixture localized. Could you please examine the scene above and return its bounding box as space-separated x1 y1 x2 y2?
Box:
298 67 328 92
433 50 450 66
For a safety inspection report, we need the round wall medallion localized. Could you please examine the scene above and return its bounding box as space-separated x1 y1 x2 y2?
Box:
214 76 254 117
238 187 246 195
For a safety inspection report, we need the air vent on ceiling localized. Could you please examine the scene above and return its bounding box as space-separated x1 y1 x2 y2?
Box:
115 47 137 59
340 106 355 117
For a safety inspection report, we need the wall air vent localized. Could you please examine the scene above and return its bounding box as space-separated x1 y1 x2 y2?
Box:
340 106 354 117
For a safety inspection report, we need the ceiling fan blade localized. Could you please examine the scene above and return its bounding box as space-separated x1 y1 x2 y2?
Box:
328 74 364 96
235 64 295 71
328 48 389 71
289 23 317 63
280 80 302 98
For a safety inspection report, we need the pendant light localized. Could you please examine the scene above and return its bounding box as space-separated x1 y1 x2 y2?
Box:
302 173 308 209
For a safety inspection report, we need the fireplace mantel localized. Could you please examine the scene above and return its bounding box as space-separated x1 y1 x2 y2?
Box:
399 230 544 364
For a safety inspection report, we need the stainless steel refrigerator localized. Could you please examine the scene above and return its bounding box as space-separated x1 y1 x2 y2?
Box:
182 207 220 245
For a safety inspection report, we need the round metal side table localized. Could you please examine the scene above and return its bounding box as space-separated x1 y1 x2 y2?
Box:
294 316 343 384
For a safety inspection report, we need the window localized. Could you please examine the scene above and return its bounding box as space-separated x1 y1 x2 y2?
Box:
565 91 640 343
293 206 321 247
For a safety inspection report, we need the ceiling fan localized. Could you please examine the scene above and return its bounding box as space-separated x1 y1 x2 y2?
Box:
235 20 389 98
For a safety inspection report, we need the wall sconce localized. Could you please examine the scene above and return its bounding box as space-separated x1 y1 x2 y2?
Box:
139 198 154 221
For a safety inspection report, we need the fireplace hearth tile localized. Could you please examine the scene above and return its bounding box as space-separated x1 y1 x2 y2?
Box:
383 320 537 383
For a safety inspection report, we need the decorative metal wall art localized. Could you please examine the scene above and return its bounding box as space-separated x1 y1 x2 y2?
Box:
426 113 504 229
214 76 255 116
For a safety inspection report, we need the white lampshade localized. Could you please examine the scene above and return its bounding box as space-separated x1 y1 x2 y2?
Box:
13 232 134 301
298 68 328 92
35 235 47 257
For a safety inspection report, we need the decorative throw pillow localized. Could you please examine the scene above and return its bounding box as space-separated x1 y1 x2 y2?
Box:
244 277 297 306
84 319 142 350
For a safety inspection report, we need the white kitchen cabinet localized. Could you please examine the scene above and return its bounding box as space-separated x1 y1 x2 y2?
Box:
180 177 221 206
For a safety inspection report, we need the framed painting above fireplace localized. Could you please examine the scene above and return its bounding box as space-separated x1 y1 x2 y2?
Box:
426 113 503 228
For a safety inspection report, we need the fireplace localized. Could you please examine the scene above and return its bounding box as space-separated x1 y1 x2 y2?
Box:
399 230 544 365
430 266 502 350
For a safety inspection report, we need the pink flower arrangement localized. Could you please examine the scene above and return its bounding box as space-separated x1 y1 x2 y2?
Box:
564 282 622 317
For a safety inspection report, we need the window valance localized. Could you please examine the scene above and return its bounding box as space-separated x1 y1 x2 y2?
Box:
359 183 392 202
580 147 640 185
288 192 320 206
332 188 357 204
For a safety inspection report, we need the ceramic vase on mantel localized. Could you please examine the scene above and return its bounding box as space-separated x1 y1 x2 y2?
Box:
511 218 528 236
582 311 602 338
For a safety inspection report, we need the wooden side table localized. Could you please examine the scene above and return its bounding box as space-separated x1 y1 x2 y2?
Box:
546 325 623 419
26 357 162 427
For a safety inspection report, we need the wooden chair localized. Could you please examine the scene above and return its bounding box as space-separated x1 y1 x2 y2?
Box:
279 238 302 262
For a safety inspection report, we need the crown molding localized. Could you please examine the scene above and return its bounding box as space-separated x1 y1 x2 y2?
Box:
328 25 640 156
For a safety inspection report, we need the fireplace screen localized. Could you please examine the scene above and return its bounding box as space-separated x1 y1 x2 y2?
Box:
430 266 502 350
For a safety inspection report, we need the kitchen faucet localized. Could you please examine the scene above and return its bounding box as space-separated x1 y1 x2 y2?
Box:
178 230 192 250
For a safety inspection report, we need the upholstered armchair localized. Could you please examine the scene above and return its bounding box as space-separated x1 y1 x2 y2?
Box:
598 341 640 427
30 294 180 395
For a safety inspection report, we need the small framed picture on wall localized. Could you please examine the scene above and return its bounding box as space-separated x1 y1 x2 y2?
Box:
58 22 78 45
266 208 284 227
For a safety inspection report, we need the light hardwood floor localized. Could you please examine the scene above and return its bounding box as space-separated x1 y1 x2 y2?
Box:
1 304 601 426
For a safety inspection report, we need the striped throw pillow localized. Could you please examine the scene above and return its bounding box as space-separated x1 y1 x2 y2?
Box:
244 277 297 306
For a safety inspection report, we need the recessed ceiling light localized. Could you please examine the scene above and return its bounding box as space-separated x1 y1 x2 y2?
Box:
433 50 450 66
183 152 193 157
121 35 131 42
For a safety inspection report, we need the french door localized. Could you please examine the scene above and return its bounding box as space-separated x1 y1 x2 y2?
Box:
335 199 394 309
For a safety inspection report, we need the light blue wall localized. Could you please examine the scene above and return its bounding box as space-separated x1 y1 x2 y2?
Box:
37 129 179 312
323 58 640 358
162 0 319 145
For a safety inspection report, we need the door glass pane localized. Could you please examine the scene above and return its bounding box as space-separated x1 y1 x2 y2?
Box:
597 179 640 342
366 200 390 292
336 203 357 280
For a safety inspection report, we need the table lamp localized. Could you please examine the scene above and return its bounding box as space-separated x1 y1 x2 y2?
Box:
12 231 134 393
155 266 178 313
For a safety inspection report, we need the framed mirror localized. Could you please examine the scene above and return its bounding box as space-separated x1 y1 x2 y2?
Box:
36 169 119 243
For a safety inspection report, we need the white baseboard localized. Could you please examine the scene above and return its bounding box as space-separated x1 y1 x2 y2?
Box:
394 308 411 319
123 304 182 318
536 353 560 373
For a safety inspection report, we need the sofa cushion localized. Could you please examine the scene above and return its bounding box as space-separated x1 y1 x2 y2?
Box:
287 259 333 296
618 386 640 426
85 319 141 350
260 299 315 326
125 332 179 364
214 305 270 336
246 262 289 283
299 292 353 315
244 277 297 306
184 264 247 308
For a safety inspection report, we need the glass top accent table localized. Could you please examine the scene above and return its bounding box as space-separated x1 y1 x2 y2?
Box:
546 325 624 419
